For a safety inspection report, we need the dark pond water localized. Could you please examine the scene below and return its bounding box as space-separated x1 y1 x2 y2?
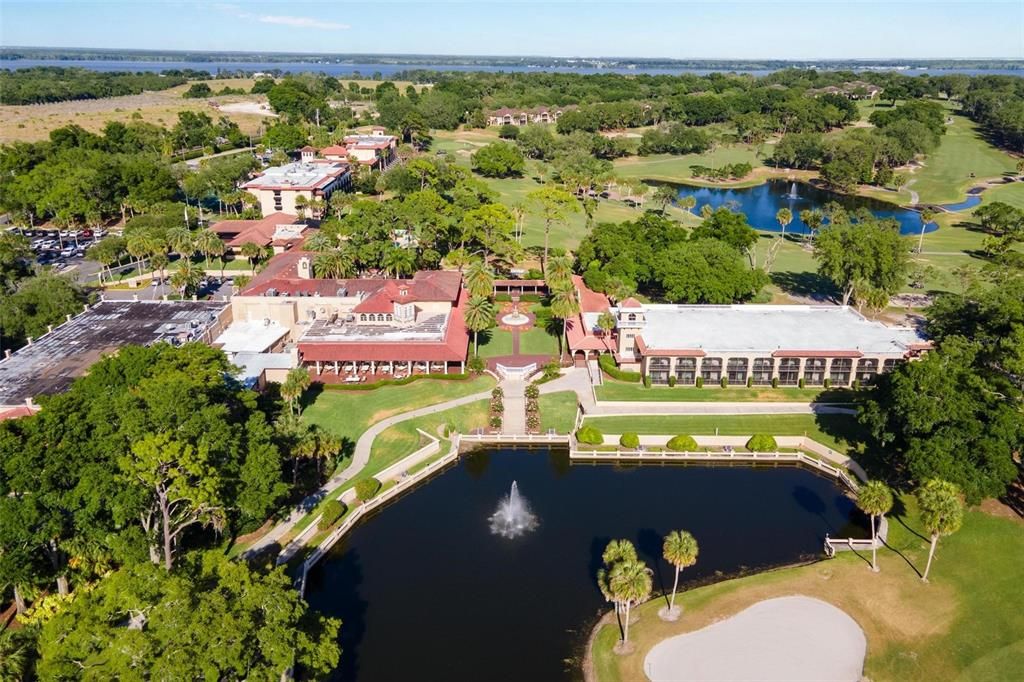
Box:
304 447 868 681
670 179 936 236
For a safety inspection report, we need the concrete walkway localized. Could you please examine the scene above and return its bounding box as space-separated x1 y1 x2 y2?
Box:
590 401 856 416
244 388 492 556
645 596 866 681
501 379 527 434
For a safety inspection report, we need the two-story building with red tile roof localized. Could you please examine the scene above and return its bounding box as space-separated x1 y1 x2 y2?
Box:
227 250 469 376
210 213 312 254
565 277 929 387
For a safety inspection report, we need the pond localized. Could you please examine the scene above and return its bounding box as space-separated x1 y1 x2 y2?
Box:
670 179 936 236
304 447 868 681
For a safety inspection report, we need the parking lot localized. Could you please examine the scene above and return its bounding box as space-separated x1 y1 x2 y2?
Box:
15 227 108 283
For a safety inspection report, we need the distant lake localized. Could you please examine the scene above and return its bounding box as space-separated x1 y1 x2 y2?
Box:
3 58 1022 78
668 179 937 236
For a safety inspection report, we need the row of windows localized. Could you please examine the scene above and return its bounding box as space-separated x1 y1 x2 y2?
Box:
359 313 393 322
647 357 898 386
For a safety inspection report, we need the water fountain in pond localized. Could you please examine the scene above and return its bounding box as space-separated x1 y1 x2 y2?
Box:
489 481 538 538
788 182 799 200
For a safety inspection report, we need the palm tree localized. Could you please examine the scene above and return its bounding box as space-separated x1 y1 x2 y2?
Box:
192 229 222 269
653 184 677 214
240 241 265 269
150 252 170 296
917 208 935 254
679 195 697 215
775 207 793 238
464 295 496 355
799 208 824 242
304 232 336 253
856 480 894 572
166 226 194 260
125 229 157 273
598 539 638 615
608 558 653 647
281 366 312 416
170 259 203 297
662 530 699 618
549 284 580 360
294 195 310 219
314 249 354 279
464 260 495 300
916 479 964 582
545 254 574 291
597 311 617 352
382 245 416 278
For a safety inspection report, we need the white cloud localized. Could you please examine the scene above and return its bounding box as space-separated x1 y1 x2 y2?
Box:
213 4 349 31
256 15 349 30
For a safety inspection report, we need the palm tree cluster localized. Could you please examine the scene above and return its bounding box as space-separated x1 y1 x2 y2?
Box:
462 260 497 356
597 539 652 648
545 255 579 360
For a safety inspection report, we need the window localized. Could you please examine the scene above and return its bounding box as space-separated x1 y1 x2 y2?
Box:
804 358 827 386
651 371 669 385
700 357 722 382
273 189 283 212
649 357 670 369
726 358 748 384
779 358 800 385
752 358 774 385
830 358 852 386
675 358 696 385
855 359 878 382
882 359 899 373
627 313 637 322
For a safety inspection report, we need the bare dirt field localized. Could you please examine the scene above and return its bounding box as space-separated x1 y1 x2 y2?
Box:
0 78 272 142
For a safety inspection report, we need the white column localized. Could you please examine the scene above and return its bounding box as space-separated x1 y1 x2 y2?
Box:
461 361 465 374
408 360 412 374
444 362 448 375
334 361 339 375
370 361 375 375
316 361 321 375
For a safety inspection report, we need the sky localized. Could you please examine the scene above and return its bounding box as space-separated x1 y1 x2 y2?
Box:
1 1 1022 60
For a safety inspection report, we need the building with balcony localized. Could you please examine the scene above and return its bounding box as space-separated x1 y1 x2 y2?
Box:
241 160 351 216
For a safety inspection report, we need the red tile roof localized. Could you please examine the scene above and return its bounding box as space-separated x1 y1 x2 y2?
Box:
211 213 308 248
0 405 37 421
320 145 349 157
618 297 643 310
573 275 610 314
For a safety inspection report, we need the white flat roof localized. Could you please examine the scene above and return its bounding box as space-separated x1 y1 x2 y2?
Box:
230 352 296 387
623 305 925 356
243 161 347 190
215 320 289 354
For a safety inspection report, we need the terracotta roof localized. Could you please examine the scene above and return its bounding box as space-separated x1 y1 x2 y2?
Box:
211 213 308 248
0 405 37 421
299 145 317 152
618 297 643 310
320 145 349 156
573 275 610 314
566 315 612 352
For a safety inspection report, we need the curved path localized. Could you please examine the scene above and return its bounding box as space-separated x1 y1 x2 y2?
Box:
645 596 866 681
244 388 492 556
905 178 920 206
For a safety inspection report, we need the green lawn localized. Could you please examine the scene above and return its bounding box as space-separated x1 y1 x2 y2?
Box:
612 144 764 183
476 328 514 358
369 398 491 466
593 496 1024 682
581 413 862 453
538 391 578 433
302 375 495 450
982 180 1024 210
519 326 560 356
910 114 1016 205
595 380 855 403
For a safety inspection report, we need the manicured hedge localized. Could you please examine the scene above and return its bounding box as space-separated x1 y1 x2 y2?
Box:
666 435 698 451
317 499 346 531
746 434 778 452
599 354 641 383
323 373 470 391
576 424 604 445
355 477 381 502
619 432 640 448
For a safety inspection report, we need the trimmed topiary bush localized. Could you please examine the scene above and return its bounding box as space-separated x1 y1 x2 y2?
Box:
643 375 652 388
576 424 604 445
599 354 641 383
771 376 779 388
746 376 753 388
720 376 728 388
696 376 704 388
798 377 806 389
619 432 640 448
853 379 861 390
355 477 381 502
666 435 698 451
318 499 346 531
668 375 676 387
467 355 485 374
746 434 778 452
490 414 503 428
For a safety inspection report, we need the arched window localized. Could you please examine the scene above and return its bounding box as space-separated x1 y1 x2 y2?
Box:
627 313 636 322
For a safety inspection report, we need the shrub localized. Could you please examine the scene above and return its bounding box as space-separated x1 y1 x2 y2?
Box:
746 434 778 452
771 377 779 388
526 412 540 431
498 123 519 139
599 354 641 383
853 379 861 390
696 376 704 388
541 360 561 381
355 478 381 502
467 355 485 374
491 386 504 400
643 375 652 388
490 414 503 428
619 432 640 448
323 373 471 391
823 378 831 388
318 499 346 530
720 376 728 388
746 376 753 388
576 424 604 445
666 435 698 451
524 384 540 399
668 375 676 387
798 377 806 388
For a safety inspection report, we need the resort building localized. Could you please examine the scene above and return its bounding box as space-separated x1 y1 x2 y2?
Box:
210 213 311 254
226 250 469 377
807 81 883 100
487 106 575 126
338 131 398 170
242 160 351 216
566 279 929 386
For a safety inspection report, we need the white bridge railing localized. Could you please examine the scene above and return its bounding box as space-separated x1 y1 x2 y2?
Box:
460 432 568 444
495 362 537 381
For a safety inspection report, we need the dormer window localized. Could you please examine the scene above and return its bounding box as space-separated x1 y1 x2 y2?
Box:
399 288 408 297
628 313 637 322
